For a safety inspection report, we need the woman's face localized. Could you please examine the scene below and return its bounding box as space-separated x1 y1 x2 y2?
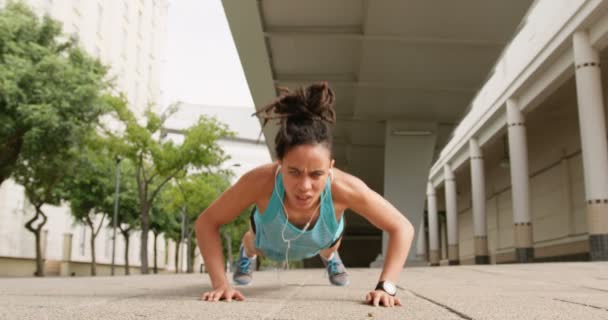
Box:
280 144 334 210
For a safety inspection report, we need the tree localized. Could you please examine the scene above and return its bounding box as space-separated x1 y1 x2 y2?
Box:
103 158 140 275
220 207 250 270
0 3 111 276
161 171 232 273
14 151 71 276
107 101 232 273
64 135 115 276
0 2 110 186
149 197 176 274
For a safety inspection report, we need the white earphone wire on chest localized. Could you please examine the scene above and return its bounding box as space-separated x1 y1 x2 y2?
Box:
275 165 325 269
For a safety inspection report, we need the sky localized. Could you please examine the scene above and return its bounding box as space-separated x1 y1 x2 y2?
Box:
160 0 254 110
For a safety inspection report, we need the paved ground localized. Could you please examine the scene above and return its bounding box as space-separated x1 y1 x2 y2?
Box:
1 262 607 319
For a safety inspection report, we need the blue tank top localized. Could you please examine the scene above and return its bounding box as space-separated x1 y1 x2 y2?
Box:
252 171 345 261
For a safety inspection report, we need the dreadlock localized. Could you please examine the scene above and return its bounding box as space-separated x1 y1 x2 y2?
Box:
254 82 336 159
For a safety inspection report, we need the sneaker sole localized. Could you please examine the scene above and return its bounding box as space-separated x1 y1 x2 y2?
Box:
233 278 253 286
330 280 350 286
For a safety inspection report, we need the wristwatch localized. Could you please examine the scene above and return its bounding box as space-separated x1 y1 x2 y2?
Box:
375 280 397 296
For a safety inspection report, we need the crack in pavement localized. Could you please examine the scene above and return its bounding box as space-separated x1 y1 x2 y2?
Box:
399 286 474 320
459 266 608 295
553 298 608 312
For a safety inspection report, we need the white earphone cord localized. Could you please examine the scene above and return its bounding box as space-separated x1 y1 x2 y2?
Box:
275 167 329 269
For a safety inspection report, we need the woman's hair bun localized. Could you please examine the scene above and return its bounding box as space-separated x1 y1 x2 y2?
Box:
254 82 336 127
301 82 335 123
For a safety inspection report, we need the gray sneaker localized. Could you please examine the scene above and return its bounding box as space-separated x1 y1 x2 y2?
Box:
321 252 349 286
233 245 255 285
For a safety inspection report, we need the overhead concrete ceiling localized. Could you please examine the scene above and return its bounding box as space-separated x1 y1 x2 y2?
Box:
222 0 534 193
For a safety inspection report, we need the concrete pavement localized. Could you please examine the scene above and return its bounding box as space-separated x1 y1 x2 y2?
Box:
1 262 607 319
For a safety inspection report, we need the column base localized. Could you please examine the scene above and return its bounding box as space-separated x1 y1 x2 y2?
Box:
448 260 460 266
475 255 490 265
448 244 459 262
515 247 535 263
590 234 608 261
429 250 440 266
430 263 440 267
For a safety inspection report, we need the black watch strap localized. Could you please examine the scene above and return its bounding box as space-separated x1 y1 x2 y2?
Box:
375 281 396 296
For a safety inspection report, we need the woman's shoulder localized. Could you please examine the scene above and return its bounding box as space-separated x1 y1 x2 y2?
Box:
331 168 370 206
235 162 278 195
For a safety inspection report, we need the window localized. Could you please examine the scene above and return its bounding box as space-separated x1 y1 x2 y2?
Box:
46 0 53 14
134 83 140 108
72 23 80 37
80 226 86 256
72 0 81 17
123 1 129 22
121 28 128 59
105 228 113 258
135 44 141 74
97 3 103 37
137 9 143 38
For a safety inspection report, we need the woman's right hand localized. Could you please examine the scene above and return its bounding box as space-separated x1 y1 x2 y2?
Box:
201 285 245 302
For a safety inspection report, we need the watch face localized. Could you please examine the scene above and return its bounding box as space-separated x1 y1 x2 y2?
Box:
383 282 397 295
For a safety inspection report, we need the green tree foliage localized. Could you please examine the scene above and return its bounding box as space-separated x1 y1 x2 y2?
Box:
64 136 114 276
0 2 112 276
107 100 232 273
103 158 140 275
14 149 71 276
153 194 182 273
149 197 176 274
0 2 110 186
220 207 250 271
161 171 232 273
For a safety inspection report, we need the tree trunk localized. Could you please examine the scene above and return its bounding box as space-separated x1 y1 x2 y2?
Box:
140 202 150 274
25 207 47 277
174 240 179 274
34 229 43 277
121 229 130 275
86 218 97 276
187 236 195 273
164 238 169 267
153 232 158 274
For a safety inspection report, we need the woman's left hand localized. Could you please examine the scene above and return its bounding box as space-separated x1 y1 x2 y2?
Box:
365 290 402 307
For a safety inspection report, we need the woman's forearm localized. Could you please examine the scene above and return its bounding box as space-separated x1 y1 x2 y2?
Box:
378 220 415 283
196 221 228 289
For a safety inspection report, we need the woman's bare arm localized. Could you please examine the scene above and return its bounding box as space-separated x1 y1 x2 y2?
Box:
332 169 415 306
194 164 274 292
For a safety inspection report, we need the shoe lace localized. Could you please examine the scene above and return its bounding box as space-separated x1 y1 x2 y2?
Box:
238 257 251 273
327 259 341 275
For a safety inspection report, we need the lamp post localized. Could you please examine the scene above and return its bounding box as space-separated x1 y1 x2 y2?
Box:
111 156 122 276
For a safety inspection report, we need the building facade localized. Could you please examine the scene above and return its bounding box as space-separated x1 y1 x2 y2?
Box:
424 0 608 265
221 0 608 267
0 0 172 276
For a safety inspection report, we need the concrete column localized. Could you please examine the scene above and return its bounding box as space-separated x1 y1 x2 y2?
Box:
426 182 440 266
469 139 489 264
506 99 534 263
60 233 73 276
443 164 459 265
415 220 427 260
440 219 447 260
573 31 608 261
371 121 437 268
